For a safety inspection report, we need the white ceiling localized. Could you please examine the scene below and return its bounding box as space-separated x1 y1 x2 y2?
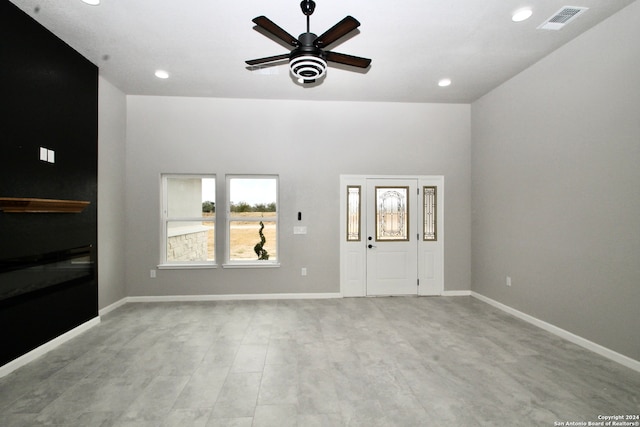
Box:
9 0 636 103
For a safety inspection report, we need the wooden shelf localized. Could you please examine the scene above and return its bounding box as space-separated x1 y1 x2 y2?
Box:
0 197 90 213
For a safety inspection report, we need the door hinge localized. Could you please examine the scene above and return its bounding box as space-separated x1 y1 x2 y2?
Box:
417 278 420 286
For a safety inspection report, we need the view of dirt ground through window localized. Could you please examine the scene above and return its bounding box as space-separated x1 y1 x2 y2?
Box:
204 212 277 260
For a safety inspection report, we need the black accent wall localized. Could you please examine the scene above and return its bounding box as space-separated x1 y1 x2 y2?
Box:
0 1 98 365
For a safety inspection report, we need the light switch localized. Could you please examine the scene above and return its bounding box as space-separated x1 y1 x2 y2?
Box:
39 147 55 163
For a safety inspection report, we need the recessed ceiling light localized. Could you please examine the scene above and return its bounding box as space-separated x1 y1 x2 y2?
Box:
155 70 170 79
81 0 100 5
512 9 533 22
438 78 452 87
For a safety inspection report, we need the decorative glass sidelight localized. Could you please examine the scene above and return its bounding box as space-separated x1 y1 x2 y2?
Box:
346 186 361 241
423 186 437 241
376 186 409 241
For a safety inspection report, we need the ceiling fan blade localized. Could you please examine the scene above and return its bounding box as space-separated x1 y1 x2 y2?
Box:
246 53 290 66
252 16 298 47
325 51 371 68
315 16 360 48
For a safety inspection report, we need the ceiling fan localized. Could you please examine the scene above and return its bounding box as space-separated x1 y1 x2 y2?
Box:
246 0 371 84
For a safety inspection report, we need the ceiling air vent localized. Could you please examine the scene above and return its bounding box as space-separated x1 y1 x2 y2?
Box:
538 6 588 30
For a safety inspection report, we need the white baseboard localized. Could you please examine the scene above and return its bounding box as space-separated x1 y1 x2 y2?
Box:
442 290 472 296
0 317 101 378
98 297 128 316
471 291 640 373
126 292 343 303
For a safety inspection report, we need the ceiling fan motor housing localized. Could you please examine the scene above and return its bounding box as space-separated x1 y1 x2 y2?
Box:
289 32 326 82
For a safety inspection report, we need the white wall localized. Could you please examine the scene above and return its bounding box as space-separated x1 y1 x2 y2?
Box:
471 1 640 361
125 98 471 296
98 76 127 309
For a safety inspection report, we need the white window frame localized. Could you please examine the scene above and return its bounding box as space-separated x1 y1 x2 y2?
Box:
159 173 217 269
224 174 280 268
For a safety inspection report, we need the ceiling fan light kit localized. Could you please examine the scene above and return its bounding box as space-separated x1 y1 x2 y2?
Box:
290 55 327 83
246 0 371 85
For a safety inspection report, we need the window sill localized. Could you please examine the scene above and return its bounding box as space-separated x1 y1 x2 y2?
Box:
222 262 281 269
158 263 217 270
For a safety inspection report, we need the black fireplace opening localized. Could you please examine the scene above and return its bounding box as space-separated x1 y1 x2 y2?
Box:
0 245 94 302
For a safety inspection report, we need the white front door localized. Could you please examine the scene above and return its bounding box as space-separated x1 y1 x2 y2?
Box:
365 179 418 295
340 175 444 297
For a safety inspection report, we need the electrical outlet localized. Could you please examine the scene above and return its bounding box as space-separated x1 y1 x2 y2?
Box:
150 269 156 278
506 276 512 287
301 267 307 276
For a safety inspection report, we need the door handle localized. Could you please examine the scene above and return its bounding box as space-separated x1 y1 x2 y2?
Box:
368 244 376 249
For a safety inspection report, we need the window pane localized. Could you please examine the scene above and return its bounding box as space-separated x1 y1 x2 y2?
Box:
423 186 437 241
162 175 215 265
229 220 277 261
230 178 277 214
167 177 215 217
166 220 215 262
376 186 409 241
347 186 361 241
228 176 278 263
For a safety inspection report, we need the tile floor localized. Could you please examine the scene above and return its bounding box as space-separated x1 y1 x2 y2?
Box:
1 297 639 426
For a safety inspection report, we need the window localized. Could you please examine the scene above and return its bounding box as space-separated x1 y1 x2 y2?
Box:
226 175 278 265
161 175 216 267
423 186 437 241
346 185 361 241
